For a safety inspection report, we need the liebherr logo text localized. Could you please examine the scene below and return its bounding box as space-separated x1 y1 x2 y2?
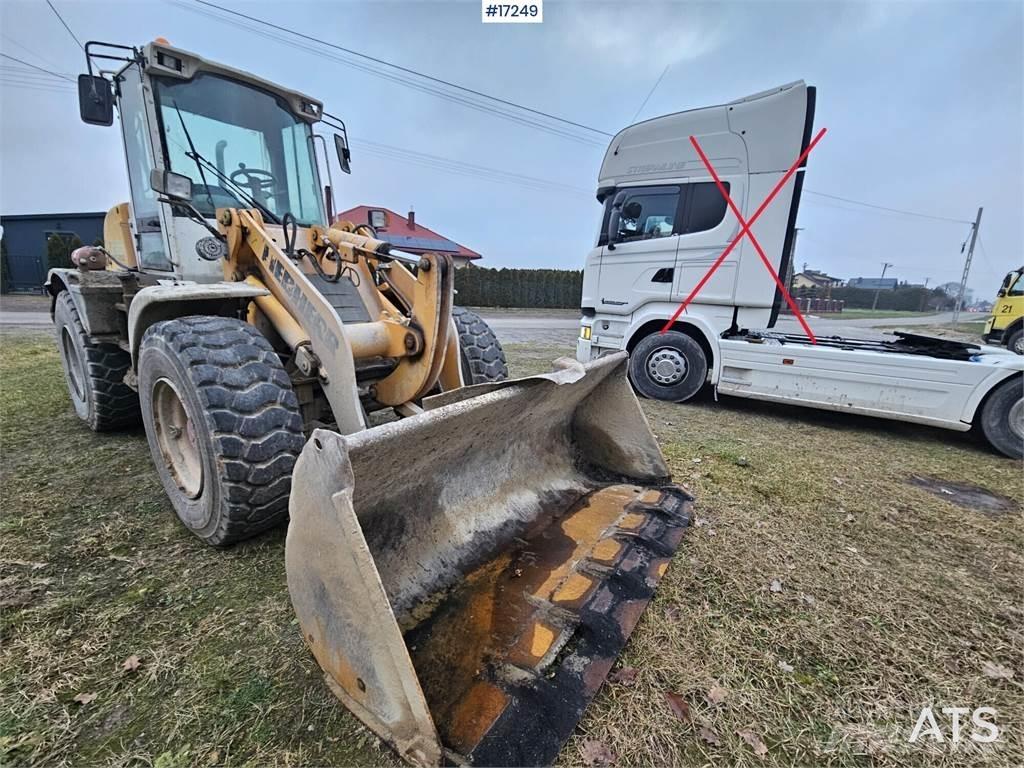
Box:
626 161 688 175
260 246 339 350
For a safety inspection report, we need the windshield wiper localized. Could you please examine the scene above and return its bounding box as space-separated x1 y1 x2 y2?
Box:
188 152 282 225
170 100 282 225
171 100 217 215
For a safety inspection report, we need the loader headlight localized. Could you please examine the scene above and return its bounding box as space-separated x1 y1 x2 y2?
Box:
580 326 592 340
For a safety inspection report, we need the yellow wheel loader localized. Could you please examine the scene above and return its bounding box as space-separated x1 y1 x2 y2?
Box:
48 40 691 766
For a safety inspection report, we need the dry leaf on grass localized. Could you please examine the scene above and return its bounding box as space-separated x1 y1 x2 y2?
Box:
706 684 729 706
981 661 1015 680
609 666 638 685
580 738 617 767
663 692 691 722
73 692 97 705
738 729 768 758
121 655 142 673
698 724 722 746
769 579 783 593
778 660 794 673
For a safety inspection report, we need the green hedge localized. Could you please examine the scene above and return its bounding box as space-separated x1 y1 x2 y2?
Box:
455 266 582 308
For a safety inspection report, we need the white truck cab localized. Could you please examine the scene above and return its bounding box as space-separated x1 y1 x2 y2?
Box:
576 81 1024 458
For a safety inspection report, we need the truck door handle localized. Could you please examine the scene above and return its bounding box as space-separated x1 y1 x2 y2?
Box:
652 268 674 283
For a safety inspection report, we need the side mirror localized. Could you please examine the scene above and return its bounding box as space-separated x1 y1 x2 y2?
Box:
150 169 193 201
606 192 626 250
77 74 113 126
997 289 1007 298
334 133 351 175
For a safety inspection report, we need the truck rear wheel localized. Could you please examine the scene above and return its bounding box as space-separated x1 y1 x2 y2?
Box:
453 306 508 383
978 376 1023 459
1005 328 1023 355
629 330 708 402
53 291 140 431
137 316 305 546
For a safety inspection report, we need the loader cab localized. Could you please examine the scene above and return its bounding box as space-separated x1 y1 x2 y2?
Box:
580 81 815 349
80 41 343 281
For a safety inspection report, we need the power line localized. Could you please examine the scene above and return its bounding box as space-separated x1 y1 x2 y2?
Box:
0 34 69 73
170 1 605 147
183 0 613 140
355 138 592 196
631 64 670 123
45 0 85 51
0 52 74 82
804 189 972 224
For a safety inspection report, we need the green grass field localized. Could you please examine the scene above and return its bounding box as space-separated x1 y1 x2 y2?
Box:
2 333 1022 767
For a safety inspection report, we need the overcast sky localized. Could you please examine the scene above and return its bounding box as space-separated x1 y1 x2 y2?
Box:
1 0 1021 296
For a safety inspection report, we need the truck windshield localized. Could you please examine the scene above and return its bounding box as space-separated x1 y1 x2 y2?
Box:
154 72 325 225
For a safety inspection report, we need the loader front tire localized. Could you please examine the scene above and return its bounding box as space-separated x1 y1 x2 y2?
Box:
53 290 140 431
453 306 508 383
629 330 708 402
138 317 305 546
978 376 1023 459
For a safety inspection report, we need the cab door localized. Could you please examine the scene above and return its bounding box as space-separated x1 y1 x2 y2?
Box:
595 185 681 313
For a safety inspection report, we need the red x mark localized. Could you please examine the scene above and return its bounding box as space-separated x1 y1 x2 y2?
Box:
660 127 827 342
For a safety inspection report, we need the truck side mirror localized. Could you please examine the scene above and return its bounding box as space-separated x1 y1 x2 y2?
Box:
78 74 113 126
150 169 193 202
997 289 1007 298
335 133 351 175
606 192 626 250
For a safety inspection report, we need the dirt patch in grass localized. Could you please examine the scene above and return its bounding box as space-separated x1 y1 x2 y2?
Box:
907 475 1019 515
2 336 1022 767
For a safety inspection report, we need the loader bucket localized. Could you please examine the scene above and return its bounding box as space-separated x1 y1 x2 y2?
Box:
285 352 692 766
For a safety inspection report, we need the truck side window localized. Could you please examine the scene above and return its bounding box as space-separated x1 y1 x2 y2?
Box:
615 187 680 243
1009 275 1024 296
683 182 730 234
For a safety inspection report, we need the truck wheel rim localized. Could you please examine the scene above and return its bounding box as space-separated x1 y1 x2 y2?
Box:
646 347 687 385
1013 336 1024 355
1009 398 1024 441
152 378 203 499
60 327 85 401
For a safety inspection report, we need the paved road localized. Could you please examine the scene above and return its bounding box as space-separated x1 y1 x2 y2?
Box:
0 310 51 330
775 311 957 341
476 309 961 346
1 307 962 348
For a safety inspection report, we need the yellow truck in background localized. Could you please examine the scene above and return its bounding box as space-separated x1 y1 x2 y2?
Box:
983 266 1024 354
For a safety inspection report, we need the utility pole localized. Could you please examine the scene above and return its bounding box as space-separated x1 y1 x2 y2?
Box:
871 262 894 311
919 277 931 312
952 207 983 327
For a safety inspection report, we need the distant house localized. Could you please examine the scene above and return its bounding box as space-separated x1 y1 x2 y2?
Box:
1 212 105 293
335 206 482 268
847 277 899 291
792 269 843 290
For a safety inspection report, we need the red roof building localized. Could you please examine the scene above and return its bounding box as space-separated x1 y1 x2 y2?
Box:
335 206 482 267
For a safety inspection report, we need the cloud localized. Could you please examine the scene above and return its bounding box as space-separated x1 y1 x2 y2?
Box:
564 1 731 72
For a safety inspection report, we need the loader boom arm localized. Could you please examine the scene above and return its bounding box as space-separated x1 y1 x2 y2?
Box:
217 207 456 432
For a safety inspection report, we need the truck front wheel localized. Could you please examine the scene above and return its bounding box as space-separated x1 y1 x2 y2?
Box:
978 376 1023 459
629 331 708 402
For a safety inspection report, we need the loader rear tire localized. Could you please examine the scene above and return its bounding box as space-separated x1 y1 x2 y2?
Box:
53 290 140 431
137 316 305 546
453 306 508 384
629 330 708 403
978 376 1023 459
